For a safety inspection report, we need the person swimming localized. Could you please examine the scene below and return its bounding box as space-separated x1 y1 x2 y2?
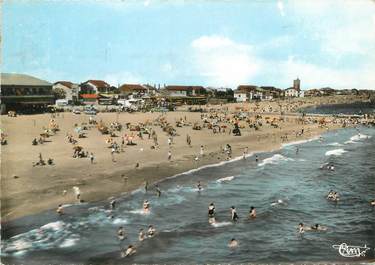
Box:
298 223 305 234
249 206 256 218
230 206 239 222
228 238 238 248
110 199 116 210
197 181 202 192
123 245 136 257
138 228 146 241
309 223 327 231
208 203 216 218
147 225 156 238
155 184 161 197
371 200 375 206
117 226 126 240
143 200 150 212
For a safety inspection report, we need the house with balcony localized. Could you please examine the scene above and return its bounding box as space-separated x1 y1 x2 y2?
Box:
1 73 54 114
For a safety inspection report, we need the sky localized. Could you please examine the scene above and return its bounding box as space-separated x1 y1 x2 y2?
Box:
3 0 375 89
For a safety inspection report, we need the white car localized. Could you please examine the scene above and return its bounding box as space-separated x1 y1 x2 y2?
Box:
72 109 81 114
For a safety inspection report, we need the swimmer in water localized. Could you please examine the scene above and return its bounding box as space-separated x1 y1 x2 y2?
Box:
138 228 146 241
230 206 239 222
197 181 202 192
56 204 64 215
228 238 238 248
117 226 126 240
143 200 150 212
309 223 327 231
327 190 334 200
155 184 161 197
208 202 216 217
298 223 305 234
249 206 256 218
123 245 136 257
255 155 259 163
110 199 116 210
371 200 375 206
271 199 284 206
147 225 156 238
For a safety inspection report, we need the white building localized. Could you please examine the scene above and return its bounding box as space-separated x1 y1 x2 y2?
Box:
53 81 80 103
234 91 248 102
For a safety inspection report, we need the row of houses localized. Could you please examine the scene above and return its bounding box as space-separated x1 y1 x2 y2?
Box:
1 73 371 114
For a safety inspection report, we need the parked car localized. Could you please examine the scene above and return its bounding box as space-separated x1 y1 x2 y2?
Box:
72 109 81 114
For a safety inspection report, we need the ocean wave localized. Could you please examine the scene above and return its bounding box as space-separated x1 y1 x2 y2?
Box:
258 154 293 167
129 209 151 215
59 236 80 248
211 221 232 228
325 149 347 156
216 176 235 183
327 142 343 146
345 133 371 144
281 136 320 148
164 153 254 182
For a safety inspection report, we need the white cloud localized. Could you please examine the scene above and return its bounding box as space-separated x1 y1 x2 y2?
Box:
277 0 285 16
191 35 261 87
277 57 375 89
144 0 151 7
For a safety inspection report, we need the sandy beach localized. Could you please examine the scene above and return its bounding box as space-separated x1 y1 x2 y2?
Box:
0 95 368 222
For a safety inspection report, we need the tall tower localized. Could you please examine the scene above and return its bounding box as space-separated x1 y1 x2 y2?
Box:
293 78 300 91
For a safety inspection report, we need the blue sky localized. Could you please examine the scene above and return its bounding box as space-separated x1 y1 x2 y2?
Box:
3 0 375 89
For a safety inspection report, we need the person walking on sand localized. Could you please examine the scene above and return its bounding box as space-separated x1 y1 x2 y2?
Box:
90 152 94 164
187 134 191 147
168 150 172 161
200 145 204 157
56 204 64 215
73 186 81 202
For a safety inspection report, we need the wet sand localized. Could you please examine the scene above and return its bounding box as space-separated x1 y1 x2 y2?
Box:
0 96 364 222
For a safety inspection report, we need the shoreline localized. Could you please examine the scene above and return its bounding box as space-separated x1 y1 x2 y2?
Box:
1 122 337 224
1 96 370 223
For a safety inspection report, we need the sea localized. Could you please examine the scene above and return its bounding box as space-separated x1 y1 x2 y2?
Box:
1 104 375 264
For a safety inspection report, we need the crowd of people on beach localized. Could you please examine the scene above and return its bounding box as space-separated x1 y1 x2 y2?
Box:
19 105 373 258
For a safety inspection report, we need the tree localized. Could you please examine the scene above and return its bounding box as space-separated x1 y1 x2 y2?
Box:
52 87 67 99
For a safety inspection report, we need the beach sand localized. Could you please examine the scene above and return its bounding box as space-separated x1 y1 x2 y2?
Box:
0 96 363 222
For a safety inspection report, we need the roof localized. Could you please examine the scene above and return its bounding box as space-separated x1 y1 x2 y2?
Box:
80 94 99 99
166 85 205 91
237 85 259 91
1 73 52 86
83 80 110 88
54 81 75 89
119 84 147 92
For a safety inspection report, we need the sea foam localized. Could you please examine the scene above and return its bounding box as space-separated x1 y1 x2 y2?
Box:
325 149 347 156
258 154 293 167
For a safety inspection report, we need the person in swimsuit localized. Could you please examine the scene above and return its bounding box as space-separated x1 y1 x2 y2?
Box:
208 203 216 217
310 223 327 231
228 238 239 248
249 206 256 218
197 181 202 192
56 204 64 215
147 225 156 238
371 200 375 206
117 227 126 240
298 223 305 234
123 245 136 257
143 200 150 212
155 184 161 197
110 199 116 210
139 228 146 241
230 206 239 222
